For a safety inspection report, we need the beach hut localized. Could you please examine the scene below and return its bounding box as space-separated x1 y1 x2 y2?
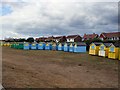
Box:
119 48 120 60
0 43 2 46
13 43 17 49
74 42 86 53
3 43 10 47
118 47 120 60
98 43 112 57
89 42 102 55
24 43 30 50
108 43 119 59
7 43 10 47
45 42 52 50
52 42 58 50
3 43 7 47
64 43 70 52
37 42 45 50
10 43 14 48
31 43 37 50
18 43 23 49
69 43 74 52
11 43 15 48
16 43 19 49
0 42 3 47
57 43 64 51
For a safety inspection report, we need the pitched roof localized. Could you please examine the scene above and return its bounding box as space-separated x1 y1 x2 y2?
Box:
76 42 86 46
66 35 80 39
83 33 98 39
92 42 103 46
54 36 65 39
101 32 120 38
113 41 120 47
103 43 113 47
36 37 47 40
45 36 54 40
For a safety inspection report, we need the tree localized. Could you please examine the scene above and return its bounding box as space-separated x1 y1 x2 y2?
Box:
26 37 34 43
84 40 91 51
19 38 26 42
92 38 102 42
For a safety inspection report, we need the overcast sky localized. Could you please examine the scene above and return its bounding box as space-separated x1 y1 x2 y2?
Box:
0 0 119 39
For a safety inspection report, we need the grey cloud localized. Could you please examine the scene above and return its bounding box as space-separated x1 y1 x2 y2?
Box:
1 2 118 38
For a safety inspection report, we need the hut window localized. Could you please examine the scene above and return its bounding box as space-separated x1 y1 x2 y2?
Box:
25 44 28 46
53 44 56 46
100 46 104 50
59 44 62 47
65 44 67 46
74 44 77 47
70 44 73 47
110 47 114 52
91 45 95 49
39 44 42 46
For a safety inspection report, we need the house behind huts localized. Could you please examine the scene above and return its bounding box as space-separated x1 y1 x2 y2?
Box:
99 32 120 41
54 36 66 43
36 37 47 43
83 33 99 41
45 36 54 42
66 35 82 42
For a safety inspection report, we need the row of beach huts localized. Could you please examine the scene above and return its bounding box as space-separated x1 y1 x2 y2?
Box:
1 41 120 60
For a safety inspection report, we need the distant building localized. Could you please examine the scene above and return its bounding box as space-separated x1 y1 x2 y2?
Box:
99 32 120 41
45 36 54 42
83 33 99 41
66 35 82 42
36 37 47 42
54 36 66 43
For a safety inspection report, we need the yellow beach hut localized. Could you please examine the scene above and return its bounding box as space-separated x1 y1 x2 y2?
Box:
6 42 10 47
89 42 102 55
119 47 120 60
0 41 3 46
108 43 119 60
98 43 112 57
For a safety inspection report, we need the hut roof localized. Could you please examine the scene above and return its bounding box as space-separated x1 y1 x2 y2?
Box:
92 42 102 46
66 35 81 39
103 43 113 47
113 41 120 47
76 42 86 46
58 42 64 45
54 36 65 39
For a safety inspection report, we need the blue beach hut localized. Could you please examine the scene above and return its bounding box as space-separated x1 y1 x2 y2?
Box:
58 43 64 51
31 43 37 50
45 42 52 50
69 43 74 52
52 42 58 50
23 43 30 50
37 42 45 50
64 43 70 52
74 42 86 53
